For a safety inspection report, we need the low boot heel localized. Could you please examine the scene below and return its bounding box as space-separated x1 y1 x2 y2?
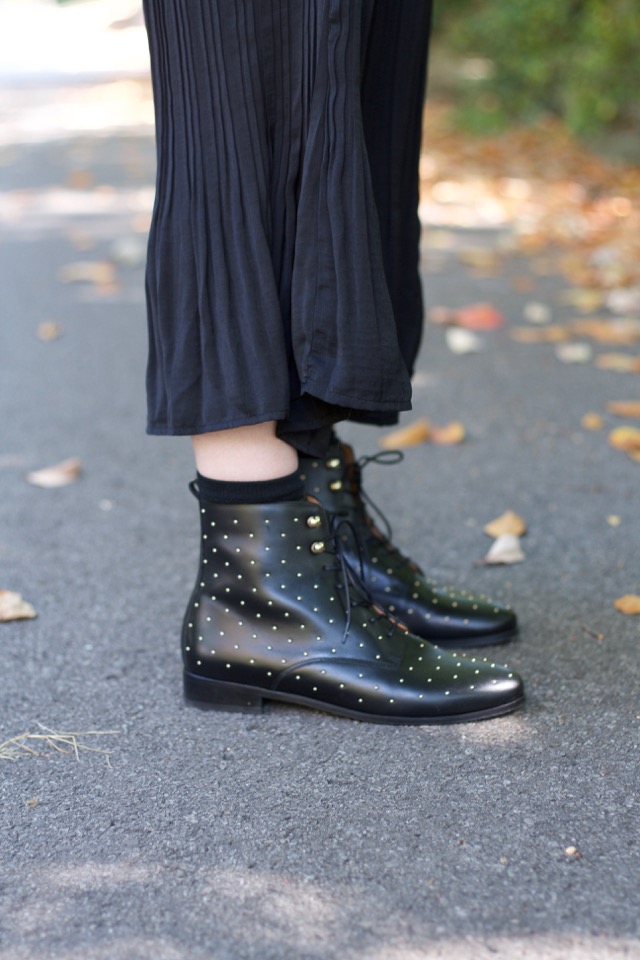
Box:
183 673 265 713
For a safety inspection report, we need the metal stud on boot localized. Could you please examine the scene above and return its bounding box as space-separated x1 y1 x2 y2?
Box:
182 488 525 723
298 444 519 648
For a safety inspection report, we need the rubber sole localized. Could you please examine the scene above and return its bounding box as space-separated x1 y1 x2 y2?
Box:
183 671 524 725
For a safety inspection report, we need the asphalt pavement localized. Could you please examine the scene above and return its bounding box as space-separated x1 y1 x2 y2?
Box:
1 9 639 960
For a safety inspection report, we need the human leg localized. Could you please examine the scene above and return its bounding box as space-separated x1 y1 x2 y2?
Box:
143 1 524 721
317 1 519 645
192 423 298 483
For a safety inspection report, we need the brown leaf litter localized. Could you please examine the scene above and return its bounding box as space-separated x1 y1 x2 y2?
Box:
25 458 82 489
0 590 37 622
380 418 466 450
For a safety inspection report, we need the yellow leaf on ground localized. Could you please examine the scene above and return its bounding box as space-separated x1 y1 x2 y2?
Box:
608 426 640 454
425 230 456 250
483 534 525 565
559 288 606 313
0 590 37 622
595 353 640 373
37 322 62 342
582 412 604 430
510 325 570 344
26 458 82 489
570 318 640 345
614 595 640 615
484 511 527 538
380 419 431 450
606 401 640 418
431 421 466 445
58 261 118 290
458 248 502 274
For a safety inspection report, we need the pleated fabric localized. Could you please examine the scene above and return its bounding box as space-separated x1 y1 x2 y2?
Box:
143 0 432 451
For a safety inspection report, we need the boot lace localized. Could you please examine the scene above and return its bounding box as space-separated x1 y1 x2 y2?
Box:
324 513 406 643
351 451 417 576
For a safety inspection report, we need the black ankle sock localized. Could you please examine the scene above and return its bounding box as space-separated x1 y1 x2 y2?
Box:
299 431 341 463
196 470 304 504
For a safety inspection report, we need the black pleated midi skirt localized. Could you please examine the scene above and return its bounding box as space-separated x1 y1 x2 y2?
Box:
143 0 432 452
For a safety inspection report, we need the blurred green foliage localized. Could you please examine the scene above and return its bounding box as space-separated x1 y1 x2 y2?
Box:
433 0 640 134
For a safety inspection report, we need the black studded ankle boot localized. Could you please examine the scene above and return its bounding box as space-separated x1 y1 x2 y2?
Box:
182 487 524 723
298 443 518 648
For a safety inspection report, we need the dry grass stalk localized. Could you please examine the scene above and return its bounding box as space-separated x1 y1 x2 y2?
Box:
0 724 118 763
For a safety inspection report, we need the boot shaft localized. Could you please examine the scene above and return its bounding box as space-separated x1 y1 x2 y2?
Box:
185 495 406 682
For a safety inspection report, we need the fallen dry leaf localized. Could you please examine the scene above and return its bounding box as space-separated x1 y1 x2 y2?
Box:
0 590 37 622
530 258 556 277
608 426 640 455
428 306 459 327
595 353 640 373
614 595 640 615
131 212 152 234
419 103 640 301
606 287 640 315
458 248 502 275
510 325 571 344
513 277 535 293
523 301 552 324
484 510 527 538
430 421 466 445
37 321 62 342
483 534 525 565
563 846 581 859
26 458 82 489
66 169 95 190
66 229 96 252
455 303 505 331
555 342 593 364
581 412 604 430
428 303 504 331
109 237 147 267
445 328 484 354
606 401 640 418
380 419 431 450
569 318 640 346
58 261 118 291
425 230 456 250
559 288 606 313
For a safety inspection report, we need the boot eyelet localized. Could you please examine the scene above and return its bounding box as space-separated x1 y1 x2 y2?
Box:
307 515 322 529
326 458 341 470
310 541 326 554
329 480 342 492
